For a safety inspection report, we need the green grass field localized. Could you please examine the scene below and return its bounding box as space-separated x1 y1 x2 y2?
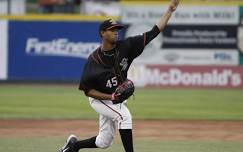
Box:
0 137 243 152
0 84 243 120
0 84 243 152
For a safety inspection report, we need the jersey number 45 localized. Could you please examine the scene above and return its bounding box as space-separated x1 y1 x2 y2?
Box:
106 77 118 88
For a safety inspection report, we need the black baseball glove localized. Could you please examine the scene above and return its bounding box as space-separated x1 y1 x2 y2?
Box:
111 79 135 104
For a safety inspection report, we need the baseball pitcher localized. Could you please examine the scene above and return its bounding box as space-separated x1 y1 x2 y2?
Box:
59 0 179 152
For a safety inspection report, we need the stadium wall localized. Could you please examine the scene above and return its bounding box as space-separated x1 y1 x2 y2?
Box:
0 2 243 88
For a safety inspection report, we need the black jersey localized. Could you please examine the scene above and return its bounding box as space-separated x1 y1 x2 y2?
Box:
79 25 160 94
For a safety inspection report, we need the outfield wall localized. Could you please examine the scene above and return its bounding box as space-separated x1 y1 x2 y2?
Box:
125 1 243 88
0 2 243 88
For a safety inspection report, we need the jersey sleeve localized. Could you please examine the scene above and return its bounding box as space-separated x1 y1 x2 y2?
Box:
126 25 160 60
126 34 145 60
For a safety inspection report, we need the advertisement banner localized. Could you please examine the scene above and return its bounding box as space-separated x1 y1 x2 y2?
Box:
162 25 237 49
122 4 240 66
128 65 243 88
134 49 239 66
121 5 239 25
8 20 101 81
0 20 8 80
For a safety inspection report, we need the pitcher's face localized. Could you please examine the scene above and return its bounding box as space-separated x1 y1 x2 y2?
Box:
101 28 119 44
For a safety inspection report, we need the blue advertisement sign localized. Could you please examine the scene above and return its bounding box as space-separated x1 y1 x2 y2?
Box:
8 20 101 81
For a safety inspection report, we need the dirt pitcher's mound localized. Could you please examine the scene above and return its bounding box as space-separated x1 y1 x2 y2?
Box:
0 120 243 141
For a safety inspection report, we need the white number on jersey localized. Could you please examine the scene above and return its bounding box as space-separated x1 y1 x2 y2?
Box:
106 77 118 88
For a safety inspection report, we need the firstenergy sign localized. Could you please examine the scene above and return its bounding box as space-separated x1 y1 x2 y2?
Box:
128 65 243 88
26 38 99 59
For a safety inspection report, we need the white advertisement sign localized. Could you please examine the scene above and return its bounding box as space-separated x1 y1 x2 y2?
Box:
135 49 239 66
122 4 239 66
128 65 243 88
0 20 8 80
122 5 239 25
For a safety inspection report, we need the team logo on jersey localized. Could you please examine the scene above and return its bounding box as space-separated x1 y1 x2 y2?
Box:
120 58 128 71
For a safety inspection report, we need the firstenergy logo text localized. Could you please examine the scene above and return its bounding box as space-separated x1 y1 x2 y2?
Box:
26 38 99 58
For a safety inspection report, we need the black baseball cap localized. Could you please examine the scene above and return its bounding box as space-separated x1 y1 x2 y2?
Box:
99 19 124 32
